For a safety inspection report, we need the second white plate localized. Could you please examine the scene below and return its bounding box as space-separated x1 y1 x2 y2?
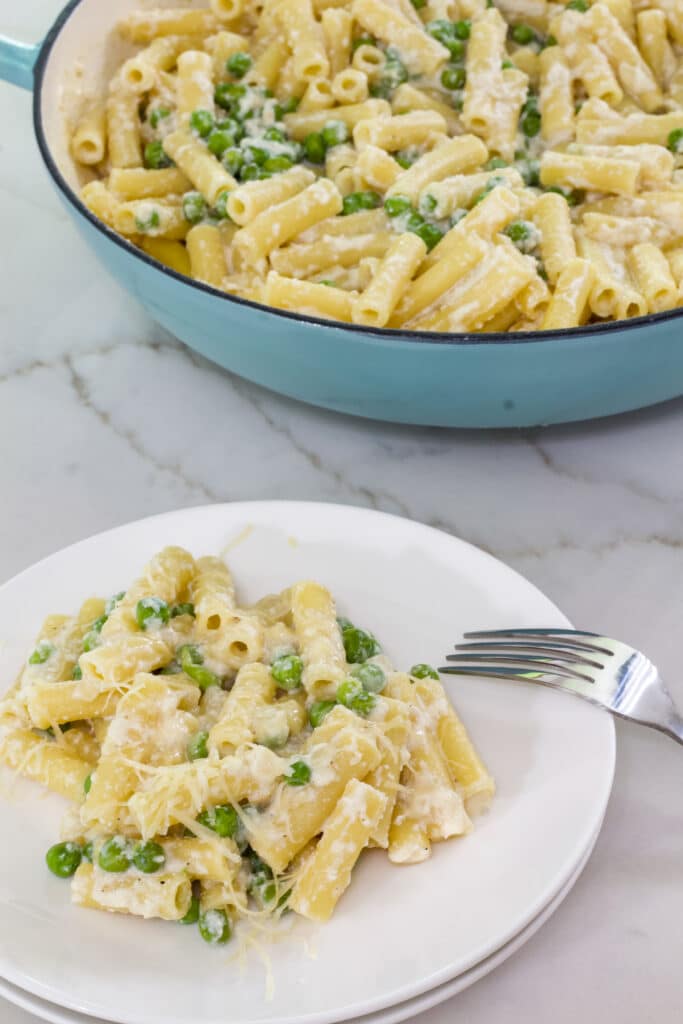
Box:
0 503 615 1024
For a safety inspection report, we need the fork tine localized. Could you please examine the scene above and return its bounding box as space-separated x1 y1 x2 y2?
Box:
464 627 602 638
453 641 605 670
443 654 596 682
463 628 614 656
439 664 600 698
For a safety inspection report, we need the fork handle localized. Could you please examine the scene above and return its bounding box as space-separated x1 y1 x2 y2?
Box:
663 714 683 746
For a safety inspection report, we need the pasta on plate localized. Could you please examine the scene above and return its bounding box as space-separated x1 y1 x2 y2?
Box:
71 0 683 332
0 547 494 941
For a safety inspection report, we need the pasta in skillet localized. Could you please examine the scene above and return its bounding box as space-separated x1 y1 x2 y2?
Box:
0 547 494 939
71 0 683 332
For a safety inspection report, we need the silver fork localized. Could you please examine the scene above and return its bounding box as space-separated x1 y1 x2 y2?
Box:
440 628 683 745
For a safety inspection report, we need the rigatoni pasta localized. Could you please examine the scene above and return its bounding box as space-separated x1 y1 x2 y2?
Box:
72 0 683 331
0 546 493 941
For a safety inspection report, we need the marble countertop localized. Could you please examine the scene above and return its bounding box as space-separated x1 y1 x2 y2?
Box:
2 2 683 1021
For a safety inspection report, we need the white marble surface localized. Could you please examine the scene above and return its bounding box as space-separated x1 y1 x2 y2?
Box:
2 2 683 1021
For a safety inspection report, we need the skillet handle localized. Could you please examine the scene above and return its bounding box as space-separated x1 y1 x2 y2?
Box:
0 35 40 90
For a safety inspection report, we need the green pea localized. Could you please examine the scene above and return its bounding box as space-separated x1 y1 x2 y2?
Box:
98 836 132 873
180 894 200 924
105 591 125 615
263 155 294 173
82 614 107 652
520 106 541 137
427 24 467 59
46 842 82 879
83 842 94 863
135 596 170 630
188 730 209 761
308 700 337 727
28 641 54 665
537 261 548 281
318 279 338 287
472 176 503 205
566 0 588 10
217 115 242 135
227 51 252 78
517 158 540 186
668 128 683 154
213 190 232 220
83 772 92 795
511 23 535 44
72 664 83 680
149 107 170 129
415 219 444 250
441 65 466 90
350 662 386 693
240 163 268 181
270 654 303 690
351 34 376 51
199 908 232 944
243 142 269 165
505 220 533 246
207 129 234 157
322 120 349 147
426 19 454 43
136 208 161 233
252 877 277 905
370 78 393 100
485 156 508 170
215 81 246 110
190 109 215 138
133 840 166 874
303 131 327 163
342 191 381 215
394 152 414 169
410 663 440 680
223 147 244 176
264 126 287 142
144 140 171 169
178 643 207 677
411 0 427 7
350 689 377 716
274 96 299 119
197 805 239 838
381 50 409 89
445 37 466 60
545 185 583 206
543 33 558 47
178 644 220 690
420 194 438 215
341 625 380 663
384 195 413 217
337 677 364 707
170 602 195 618
284 759 311 786
502 58 515 69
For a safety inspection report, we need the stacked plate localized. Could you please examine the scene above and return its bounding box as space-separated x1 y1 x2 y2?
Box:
0 503 615 1024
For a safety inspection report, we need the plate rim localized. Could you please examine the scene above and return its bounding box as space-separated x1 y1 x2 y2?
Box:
0 501 616 1024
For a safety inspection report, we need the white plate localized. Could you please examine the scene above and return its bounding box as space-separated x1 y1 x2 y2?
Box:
0 821 602 1024
0 503 615 1024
